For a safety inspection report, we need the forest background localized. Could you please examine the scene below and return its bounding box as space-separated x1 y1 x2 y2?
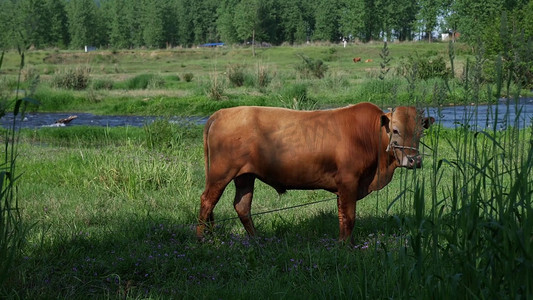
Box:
0 0 532 53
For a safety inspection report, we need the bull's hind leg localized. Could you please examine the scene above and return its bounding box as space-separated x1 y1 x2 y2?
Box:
233 174 256 236
197 181 227 240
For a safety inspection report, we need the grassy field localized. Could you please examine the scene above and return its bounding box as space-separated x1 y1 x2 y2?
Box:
5 120 531 299
1 43 532 298
2 41 526 117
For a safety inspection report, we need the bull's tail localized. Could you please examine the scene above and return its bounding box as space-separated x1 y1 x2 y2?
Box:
203 115 216 181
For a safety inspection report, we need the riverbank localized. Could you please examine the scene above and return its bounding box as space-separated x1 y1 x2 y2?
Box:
2 97 531 130
2 43 530 117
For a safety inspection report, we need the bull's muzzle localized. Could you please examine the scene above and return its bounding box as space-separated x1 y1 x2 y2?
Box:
405 154 422 169
389 142 423 169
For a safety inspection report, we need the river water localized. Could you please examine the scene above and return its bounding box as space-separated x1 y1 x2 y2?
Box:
426 98 532 129
1 98 532 130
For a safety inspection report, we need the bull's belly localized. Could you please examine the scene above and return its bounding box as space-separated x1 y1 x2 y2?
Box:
253 169 338 194
261 179 338 194
239 149 339 193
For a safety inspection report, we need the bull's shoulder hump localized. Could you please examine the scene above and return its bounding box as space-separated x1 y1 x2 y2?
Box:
343 102 384 114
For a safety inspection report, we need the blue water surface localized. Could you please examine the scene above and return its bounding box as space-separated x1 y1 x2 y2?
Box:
1 98 531 130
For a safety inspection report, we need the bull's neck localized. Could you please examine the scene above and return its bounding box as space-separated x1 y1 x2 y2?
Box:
369 128 398 191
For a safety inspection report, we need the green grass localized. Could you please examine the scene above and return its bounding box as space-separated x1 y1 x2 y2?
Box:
3 117 531 298
3 42 529 117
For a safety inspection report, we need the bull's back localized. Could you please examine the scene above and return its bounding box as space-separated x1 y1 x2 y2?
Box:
207 106 337 155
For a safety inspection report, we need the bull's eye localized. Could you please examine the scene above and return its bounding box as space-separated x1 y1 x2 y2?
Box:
393 128 400 135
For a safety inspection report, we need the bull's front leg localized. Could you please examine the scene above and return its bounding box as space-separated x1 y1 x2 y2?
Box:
335 179 358 244
337 195 357 243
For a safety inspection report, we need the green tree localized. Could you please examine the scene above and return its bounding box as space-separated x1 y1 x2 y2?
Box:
43 0 69 48
162 0 179 47
141 0 165 48
233 0 260 42
450 0 503 43
393 0 417 41
176 0 194 46
95 0 111 47
190 0 219 44
217 0 239 44
338 0 365 41
260 0 283 44
280 0 313 44
109 0 132 48
0 0 69 49
362 0 381 41
127 0 144 48
521 1 533 40
17 0 48 48
376 0 397 41
67 0 100 49
417 0 443 42
313 0 340 42
0 1 14 48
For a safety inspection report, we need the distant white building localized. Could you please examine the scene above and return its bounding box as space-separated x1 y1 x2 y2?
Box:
84 46 97 52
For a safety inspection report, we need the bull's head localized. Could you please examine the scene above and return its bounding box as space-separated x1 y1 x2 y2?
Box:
381 107 434 169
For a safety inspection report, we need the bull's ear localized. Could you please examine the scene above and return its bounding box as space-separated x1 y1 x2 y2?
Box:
423 117 435 129
381 114 391 133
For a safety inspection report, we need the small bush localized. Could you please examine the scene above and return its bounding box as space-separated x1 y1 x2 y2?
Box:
86 87 103 103
323 47 338 61
91 78 114 90
227 64 246 87
0 77 18 94
256 64 272 89
322 71 349 89
296 54 328 79
147 74 165 89
144 118 180 150
182 73 194 82
279 83 315 110
51 66 91 90
282 83 308 101
397 53 450 80
206 73 226 101
356 78 401 103
124 73 165 89
22 65 40 83
243 73 256 88
125 74 152 89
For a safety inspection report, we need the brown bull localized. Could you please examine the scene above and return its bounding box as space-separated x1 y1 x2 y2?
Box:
197 102 434 243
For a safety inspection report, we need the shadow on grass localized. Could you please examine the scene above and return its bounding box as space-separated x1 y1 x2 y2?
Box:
14 210 408 298
245 209 404 242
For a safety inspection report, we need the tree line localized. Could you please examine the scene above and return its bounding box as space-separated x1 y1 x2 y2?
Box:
0 0 531 52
